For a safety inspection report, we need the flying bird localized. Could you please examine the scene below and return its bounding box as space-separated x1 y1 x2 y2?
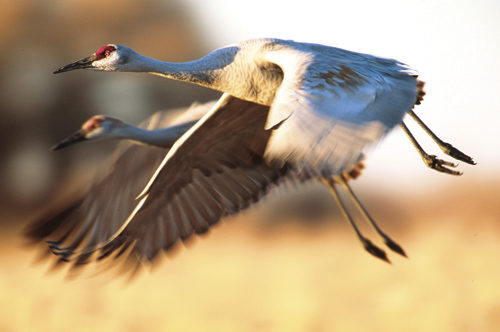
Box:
53 39 474 175
31 38 474 272
26 101 369 275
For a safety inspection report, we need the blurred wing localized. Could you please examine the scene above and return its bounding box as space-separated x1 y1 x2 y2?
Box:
170 100 218 124
262 43 419 176
25 127 167 264
57 95 286 271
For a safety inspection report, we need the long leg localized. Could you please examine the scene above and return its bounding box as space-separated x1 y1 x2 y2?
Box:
408 110 475 165
320 178 390 263
400 121 461 175
337 177 406 257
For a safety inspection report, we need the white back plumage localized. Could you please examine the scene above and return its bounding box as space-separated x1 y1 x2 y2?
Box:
258 39 418 175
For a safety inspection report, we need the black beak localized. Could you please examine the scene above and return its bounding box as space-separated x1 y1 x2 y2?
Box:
53 54 97 74
52 129 87 151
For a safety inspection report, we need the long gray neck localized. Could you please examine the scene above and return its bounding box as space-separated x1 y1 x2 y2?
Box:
128 47 240 91
118 121 197 148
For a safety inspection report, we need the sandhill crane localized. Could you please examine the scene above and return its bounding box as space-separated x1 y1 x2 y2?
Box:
36 38 475 271
27 101 374 275
53 39 474 175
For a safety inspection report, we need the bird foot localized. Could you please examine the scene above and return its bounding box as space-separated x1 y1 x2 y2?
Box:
439 142 476 165
383 237 407 258
423 154 462 176
362 238 391 263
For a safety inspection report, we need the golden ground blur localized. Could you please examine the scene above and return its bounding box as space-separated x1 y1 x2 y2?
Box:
1 1 497 331
2 179 499 332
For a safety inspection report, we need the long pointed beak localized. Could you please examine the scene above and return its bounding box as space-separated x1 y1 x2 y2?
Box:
53 54 97 74
52 129 88 151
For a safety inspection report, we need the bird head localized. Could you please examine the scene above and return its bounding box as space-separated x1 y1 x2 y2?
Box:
53 44 137 73
52 115 124 151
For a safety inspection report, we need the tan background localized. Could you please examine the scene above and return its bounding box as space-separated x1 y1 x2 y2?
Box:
1 0 499 331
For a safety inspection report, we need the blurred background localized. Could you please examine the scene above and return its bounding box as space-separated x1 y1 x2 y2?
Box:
1 0 499 331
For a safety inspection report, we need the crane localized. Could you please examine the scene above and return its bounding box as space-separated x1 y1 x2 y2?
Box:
27 100 376 275
53 39 474 175
36 38 475 271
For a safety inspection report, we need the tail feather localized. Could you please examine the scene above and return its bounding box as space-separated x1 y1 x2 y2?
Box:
414 78 426 106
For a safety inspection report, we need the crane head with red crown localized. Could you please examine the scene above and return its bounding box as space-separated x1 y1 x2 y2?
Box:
53 44 139 74
51 115 124 151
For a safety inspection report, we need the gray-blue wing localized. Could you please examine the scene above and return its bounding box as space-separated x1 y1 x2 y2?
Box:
262 41 419 177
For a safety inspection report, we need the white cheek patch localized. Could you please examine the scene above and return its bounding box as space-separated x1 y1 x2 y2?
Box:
92 52 121 71
86 127 106 140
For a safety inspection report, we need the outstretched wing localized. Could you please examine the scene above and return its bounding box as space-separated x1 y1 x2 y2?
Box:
99 95 286 271
262 41 419 177
31 95 288 273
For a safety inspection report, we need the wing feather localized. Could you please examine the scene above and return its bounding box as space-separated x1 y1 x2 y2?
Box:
102 95 289 267
177 189 206 234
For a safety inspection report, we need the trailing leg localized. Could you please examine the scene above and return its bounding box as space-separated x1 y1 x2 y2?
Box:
401 121 461 175
337 177 406 257
320 178 390 263
408 110 475 165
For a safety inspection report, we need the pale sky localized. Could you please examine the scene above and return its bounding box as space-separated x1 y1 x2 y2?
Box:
184 0 500 190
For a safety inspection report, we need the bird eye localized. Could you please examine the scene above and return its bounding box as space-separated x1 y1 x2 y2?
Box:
95 45 116 60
